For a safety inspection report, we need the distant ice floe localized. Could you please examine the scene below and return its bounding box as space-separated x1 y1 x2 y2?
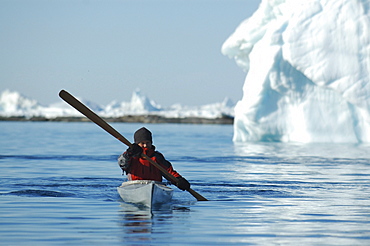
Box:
0 89 235 120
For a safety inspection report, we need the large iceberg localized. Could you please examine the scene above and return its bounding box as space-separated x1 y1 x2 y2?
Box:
222 0 370 143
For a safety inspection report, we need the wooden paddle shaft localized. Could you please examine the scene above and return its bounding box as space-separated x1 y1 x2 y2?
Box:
59 90 207 201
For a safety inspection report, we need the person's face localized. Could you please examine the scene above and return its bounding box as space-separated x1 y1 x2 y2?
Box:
137 140 152 149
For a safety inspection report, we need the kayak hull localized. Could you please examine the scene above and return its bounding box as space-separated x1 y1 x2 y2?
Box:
117 180 173 207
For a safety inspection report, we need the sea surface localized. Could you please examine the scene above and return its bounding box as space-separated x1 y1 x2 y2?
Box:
1 121 370 245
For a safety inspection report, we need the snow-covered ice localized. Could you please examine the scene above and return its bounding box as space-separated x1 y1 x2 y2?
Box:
0 89 234 120
222 0 370 143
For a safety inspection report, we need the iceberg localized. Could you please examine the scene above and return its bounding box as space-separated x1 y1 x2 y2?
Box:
0 90 44 117
0 89 100 118
222 0 370 143
102 89 162 117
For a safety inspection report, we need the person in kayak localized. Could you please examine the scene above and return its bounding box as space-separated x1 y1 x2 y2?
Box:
118 127 191 191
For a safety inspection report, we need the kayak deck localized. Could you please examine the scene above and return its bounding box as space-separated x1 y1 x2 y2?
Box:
117 180 173 207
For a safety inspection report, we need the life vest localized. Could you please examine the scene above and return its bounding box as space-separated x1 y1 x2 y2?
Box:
127 147 181 182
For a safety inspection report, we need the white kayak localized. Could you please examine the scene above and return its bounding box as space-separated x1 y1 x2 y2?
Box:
117 180 173 207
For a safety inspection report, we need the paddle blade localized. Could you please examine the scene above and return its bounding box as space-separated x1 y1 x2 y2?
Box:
59 90 132 147
189 188 208 201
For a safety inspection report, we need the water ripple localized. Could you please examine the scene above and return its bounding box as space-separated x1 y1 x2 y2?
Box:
0 154 117 162
4 189 75 198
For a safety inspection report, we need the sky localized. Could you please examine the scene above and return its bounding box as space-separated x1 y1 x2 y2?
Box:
0 0 261 107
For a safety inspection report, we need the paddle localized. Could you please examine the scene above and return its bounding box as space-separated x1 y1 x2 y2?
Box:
59 90 208 201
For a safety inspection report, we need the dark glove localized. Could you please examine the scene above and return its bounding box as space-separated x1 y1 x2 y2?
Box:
118 153 131 173
177 177 190 191
126 143 143 157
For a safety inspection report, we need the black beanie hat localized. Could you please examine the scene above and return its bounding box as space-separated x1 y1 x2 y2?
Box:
134 127 152 144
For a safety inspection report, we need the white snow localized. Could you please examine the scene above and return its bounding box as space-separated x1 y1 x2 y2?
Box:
0 90 45 117
222 0 370 143
102 89 162 117
0 89 235 119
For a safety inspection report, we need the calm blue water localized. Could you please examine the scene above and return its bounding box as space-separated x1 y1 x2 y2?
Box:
1 121 370 245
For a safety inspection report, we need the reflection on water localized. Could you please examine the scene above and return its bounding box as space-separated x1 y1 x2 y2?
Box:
119 204 153 242
234 142 370 158
118 201 193 243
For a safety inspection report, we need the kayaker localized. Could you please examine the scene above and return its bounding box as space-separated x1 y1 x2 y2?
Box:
118 127 191 191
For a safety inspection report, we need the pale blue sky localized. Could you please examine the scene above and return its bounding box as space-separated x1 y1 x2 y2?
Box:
0 0 260 106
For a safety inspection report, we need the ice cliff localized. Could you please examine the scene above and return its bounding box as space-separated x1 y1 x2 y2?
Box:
222 0 370 143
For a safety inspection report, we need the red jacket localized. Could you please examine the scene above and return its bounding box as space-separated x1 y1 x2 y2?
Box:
120 147 181 182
